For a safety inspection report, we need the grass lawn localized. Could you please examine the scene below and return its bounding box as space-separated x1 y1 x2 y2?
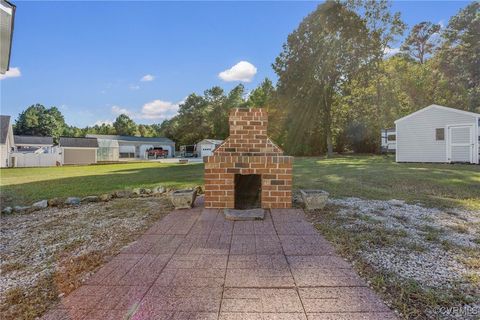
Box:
1 155 479 209
0 162 203 207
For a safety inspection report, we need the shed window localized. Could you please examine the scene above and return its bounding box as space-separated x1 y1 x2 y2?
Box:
436 128 445 141
387 134 396 141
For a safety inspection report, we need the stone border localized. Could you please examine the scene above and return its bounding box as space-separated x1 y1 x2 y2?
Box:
1 186 204 215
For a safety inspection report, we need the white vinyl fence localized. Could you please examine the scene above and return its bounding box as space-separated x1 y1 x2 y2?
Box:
10 152 61 167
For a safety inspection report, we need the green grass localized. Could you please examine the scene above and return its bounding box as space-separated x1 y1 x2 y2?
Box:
0 162 203 207
1 155 479 209
294 155 480 209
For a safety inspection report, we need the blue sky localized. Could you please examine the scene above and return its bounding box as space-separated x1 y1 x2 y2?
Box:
0 1 470 127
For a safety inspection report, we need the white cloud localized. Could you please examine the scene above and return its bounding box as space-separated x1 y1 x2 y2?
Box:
109 99 180 121
111 105 132 116
140 74 155 82
0 67 21 80
93 120 113 126
383 47 400 57
218 61 257 82
129 84 140 90
139 99 179 120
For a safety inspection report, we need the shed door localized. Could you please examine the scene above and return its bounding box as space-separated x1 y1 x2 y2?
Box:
448 125 474 163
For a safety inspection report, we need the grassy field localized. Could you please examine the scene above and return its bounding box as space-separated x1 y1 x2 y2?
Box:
1 155 479 209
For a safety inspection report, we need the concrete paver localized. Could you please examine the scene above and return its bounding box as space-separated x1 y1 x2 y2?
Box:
42 203 398 320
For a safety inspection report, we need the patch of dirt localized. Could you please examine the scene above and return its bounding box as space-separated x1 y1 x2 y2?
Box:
306 198 480 320
0 196 173 320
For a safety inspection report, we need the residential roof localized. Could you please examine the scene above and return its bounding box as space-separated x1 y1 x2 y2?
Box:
59 137 99 148
86 134 174 144
14 135 54 146
197 139 224 145
0 115 11 145
395 104 480 124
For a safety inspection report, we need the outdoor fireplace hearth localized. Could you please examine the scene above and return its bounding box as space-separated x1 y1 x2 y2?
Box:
204 108 292 209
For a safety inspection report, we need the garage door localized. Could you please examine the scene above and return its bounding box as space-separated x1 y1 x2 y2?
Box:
64 148 96 165
448 125 474 163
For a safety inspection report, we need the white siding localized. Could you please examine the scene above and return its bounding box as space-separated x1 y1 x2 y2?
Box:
396 107 477 163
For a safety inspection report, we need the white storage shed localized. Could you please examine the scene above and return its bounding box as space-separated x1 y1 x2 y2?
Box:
395 105 479 164
196 139 224 158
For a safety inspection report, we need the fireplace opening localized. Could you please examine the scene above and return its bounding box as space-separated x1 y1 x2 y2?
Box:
234 174 261 209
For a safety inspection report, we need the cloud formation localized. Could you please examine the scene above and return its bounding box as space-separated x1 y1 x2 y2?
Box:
93 120 113 126
109 99 180 122
0 67 21 80
139 99 179 120
218 61 257 82
140 74 155 82
111 105 132 116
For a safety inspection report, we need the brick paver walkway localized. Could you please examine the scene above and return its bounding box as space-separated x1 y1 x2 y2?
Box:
43 204 397 320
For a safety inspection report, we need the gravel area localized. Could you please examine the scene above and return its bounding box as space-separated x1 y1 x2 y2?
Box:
0 196 172 319
305 197 480 320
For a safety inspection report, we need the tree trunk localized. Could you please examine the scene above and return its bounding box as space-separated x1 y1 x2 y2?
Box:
327 132 333 156
324 86 333 157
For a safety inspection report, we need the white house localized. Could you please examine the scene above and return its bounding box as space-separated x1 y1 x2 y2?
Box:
10 135 60 167
0 115 14 167
395 104 479 164
196 139 224 158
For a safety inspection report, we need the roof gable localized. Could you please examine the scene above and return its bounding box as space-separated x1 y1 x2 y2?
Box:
395 104 480 124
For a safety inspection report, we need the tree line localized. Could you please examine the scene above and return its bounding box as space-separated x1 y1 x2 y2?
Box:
13 1 479 155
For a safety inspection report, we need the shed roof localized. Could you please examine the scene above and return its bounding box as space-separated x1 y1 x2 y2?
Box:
14 135 53 146
0 115 11 145
395 104 480 124
60 137 99 148
86 134 174 144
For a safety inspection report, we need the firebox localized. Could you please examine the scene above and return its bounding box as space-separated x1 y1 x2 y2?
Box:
235 174 261 209
204 108 293 209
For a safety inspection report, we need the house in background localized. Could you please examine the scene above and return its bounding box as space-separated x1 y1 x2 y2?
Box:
10 135 59 167
0 115 14 167
13 135 54 153
59 137 98 165
395 104 479 164
196 139 224 158
86 134 175 160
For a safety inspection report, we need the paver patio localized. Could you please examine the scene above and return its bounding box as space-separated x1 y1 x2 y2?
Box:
42 200 397 320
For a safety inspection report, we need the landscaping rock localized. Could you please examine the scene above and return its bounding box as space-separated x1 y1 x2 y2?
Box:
48 197 64 207
152 186 166 195
2 207 12 215
65 197 81 206
13 206 32 213
81 196 100 203
300 189 329 210
32 200 48 209
388 199 405 206
143 188 152 195
115 190 133 198
132 188 142 196
99 193 112 202
170 189 197 209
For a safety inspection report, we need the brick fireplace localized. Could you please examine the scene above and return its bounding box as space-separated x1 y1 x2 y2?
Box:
204 108 292 209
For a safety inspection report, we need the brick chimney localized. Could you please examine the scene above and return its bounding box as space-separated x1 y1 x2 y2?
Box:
204 108 293 209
